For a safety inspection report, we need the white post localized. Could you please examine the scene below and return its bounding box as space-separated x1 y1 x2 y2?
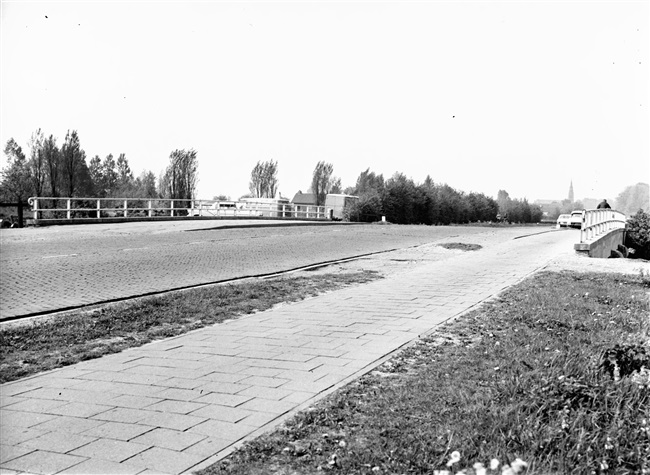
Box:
123 200 128 218
97 199 101 219
148 200 152 217
170 200 174 217
67 199 71 220
33 199 39 221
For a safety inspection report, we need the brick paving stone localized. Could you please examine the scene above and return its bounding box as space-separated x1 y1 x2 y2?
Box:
0 410 56 429
145 400 207 415
18 431 96 454
0 445 36 465
46 402 113 418
193 381 250 395
0 427 50 446
181 437 232 458
188 405 252 423
122 446 207 474
1 450 87 475
130 428 206 451
236 386 294 400
156 378 205 390
192 393 252 407
90 407 156 424
82 422 153 441
30 416 105 435
69 438 151 463
238 376 290 388
57 458 145 475
107 395 163 410
199 372 249 384
4 398 67 414
136 412 207 431
186 419 256 440
237 398 297 415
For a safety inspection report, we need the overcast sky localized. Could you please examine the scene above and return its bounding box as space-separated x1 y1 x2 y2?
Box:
1 1 648 203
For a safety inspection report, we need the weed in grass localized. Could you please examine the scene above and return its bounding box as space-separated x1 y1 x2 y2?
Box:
0 271 381 383
199 271 649 475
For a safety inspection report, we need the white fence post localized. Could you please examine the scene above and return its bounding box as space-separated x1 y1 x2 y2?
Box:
171 200 174 217
66 199 71 220
148 200 152 217
96 199 101 219
124 200 128 218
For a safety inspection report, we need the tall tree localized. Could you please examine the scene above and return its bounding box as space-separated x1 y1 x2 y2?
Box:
249 160 279 198
1 139 31 226
101 154 118 196
116 153 133 190
614 183 649 215
43 135 61 197
137 170 158 198
311 161 334 206
496 189 510 217
60 130 85 197
330 177 342 194
27 129 46 197
88 155 103 196
161 149 198 200
1 138 31 201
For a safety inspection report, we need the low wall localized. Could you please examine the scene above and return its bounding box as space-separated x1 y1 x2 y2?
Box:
574 228 626 258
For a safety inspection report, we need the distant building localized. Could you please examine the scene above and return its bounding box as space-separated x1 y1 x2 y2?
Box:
290 192 359 220
325 194 359 220
568 180 575 203
291 191 317 206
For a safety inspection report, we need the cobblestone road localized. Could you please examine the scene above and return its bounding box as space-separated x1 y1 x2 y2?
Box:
0 220 555 319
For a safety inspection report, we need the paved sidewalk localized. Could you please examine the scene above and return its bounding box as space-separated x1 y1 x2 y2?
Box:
2 231 583 474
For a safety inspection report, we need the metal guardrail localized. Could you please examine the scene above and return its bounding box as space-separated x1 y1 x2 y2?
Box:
26 197 328 223
580 209 627 243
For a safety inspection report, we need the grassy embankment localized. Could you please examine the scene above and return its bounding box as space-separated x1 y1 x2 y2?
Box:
0 271 381 383
199 271 649 475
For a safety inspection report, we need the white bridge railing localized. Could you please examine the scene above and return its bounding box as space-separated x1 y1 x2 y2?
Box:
579 209 627 243
26 197 328 223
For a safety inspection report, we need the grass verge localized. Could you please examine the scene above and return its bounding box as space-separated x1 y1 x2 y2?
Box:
0 271 381 383
199 271 649 475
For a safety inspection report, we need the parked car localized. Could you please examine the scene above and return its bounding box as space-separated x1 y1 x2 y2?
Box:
570 210 584 229
556 214 572 227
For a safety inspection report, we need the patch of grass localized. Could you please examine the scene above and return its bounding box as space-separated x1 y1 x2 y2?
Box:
200 271 649 475
439 242 483 251
0 271 381 383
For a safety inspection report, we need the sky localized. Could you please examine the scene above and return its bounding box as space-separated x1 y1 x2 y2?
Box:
1 0 648 203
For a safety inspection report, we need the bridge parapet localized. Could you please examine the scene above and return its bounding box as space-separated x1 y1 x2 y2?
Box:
574 209 627 258
26 197 328 225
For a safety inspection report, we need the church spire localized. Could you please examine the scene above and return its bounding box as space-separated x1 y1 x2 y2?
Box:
568 180 574 203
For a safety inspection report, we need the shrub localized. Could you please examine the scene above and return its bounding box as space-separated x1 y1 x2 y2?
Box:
625 209 650 259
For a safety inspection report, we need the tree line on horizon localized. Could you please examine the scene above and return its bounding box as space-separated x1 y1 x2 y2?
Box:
2 130 544 225
247 159 541 224
1 130 199 207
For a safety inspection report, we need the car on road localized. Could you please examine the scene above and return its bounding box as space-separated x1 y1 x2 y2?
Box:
556 214 571 227
570 210 584 229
